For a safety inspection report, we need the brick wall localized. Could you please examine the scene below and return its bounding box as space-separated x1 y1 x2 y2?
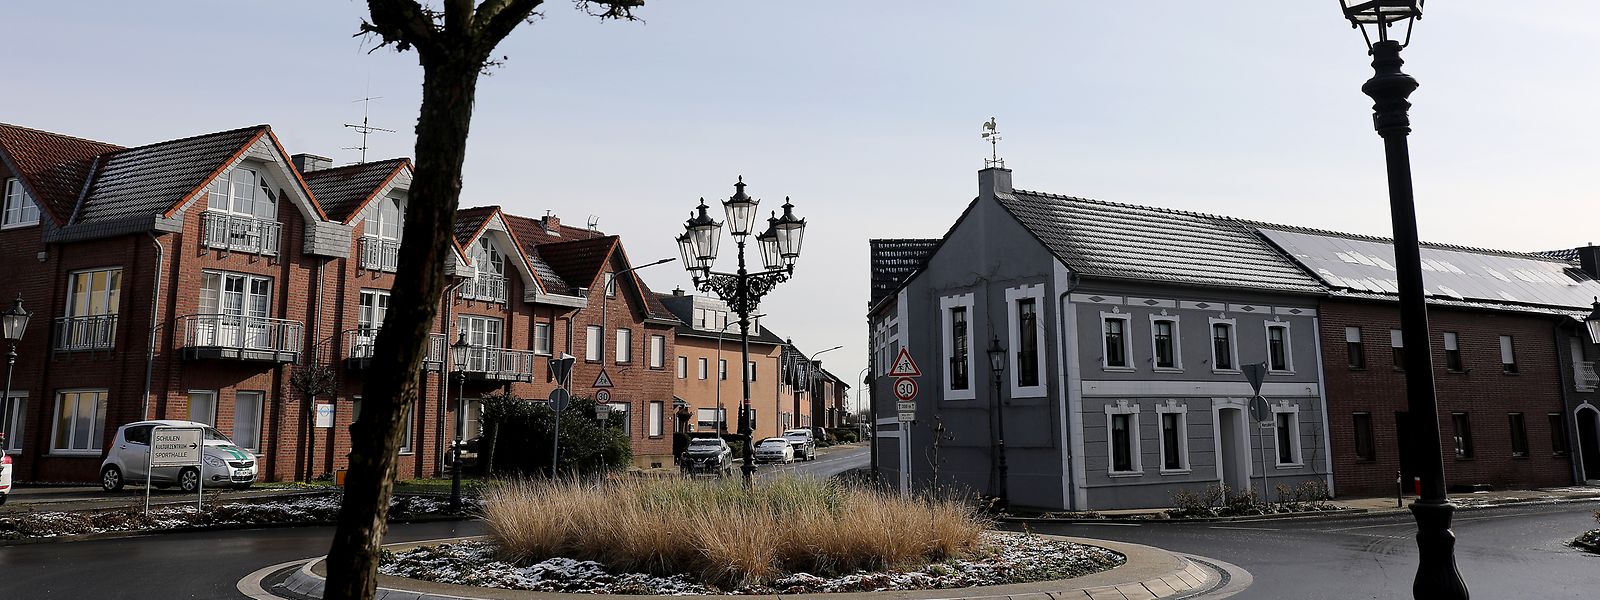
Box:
1320 298 1574 496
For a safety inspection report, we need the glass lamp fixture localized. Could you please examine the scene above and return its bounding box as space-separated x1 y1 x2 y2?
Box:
1 296 29 343
451 331 471 372
684 199 723 265
1339 0 1423 48
986 336 1006 374
756 215 782 270
771 198 806 266
722 176 760 237
1586 300 1600 345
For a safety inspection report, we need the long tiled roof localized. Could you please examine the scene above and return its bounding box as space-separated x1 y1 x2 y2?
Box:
869 238 938 307
303 158 409 223
999 190 1326 294
0 123 124 224
77 126 268 224
539 236 617 292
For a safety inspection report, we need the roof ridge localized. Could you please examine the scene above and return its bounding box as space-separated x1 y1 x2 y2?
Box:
1011 188 1241 223
100 124 268 156
0 122 123 150
1240 218 1569 262
300 157 409 177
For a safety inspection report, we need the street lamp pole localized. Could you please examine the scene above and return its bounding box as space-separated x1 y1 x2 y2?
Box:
985 336 1008 507
1336 3 1467 598
679 177 808 487
449 332 471 513
0 296 32 455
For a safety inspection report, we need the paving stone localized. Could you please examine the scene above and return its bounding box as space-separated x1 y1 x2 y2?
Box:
1113 583 1156 600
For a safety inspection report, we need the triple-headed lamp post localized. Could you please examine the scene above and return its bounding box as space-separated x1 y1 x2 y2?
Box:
677 177 807 486
1337 2 1467 598
1 296 31 454
449 332 472 513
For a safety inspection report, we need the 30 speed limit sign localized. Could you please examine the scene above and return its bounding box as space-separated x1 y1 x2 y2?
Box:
893 377 918 401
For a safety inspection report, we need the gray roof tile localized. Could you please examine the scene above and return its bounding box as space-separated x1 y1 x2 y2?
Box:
302 158 409 223
869 239 938 307
76 126 267 224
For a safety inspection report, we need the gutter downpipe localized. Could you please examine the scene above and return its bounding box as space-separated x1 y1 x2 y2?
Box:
142 231 164 421
1554 318 1583 485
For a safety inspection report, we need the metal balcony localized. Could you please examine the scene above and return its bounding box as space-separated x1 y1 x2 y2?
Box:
54 314 118 352
359 236 400 272
345 329 444 372
454 346 537 383
177 314 302 363
202 212 282 256
1575 361 1599 392
457 273 507 304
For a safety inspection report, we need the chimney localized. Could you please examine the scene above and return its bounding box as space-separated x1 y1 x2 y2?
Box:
672 287 685 297
979 166 1013 200
541 212 562 233
1578 244 1600 279
292 153 333 173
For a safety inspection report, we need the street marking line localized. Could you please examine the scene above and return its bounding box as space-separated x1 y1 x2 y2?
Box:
1208 526 1280 531
237 557 316 599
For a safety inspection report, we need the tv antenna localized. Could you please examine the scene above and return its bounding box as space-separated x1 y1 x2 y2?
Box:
980 116 1004 169
344 95 394 163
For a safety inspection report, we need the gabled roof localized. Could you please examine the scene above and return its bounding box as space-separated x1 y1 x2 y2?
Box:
501 213 582 295
75 125 268 224
0 123 124 225
453 205 499 249
998 190 1326 294
869 239 938 307
302 158 410 223
539 236 619 292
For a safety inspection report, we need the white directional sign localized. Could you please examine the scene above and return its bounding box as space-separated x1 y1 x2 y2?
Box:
150 426 203 468
896 401 916 413
897 410 917 422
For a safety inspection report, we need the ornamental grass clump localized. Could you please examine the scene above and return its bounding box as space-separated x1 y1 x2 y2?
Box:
480 476 987 588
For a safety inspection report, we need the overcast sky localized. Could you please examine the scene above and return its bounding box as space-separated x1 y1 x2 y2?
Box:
7 2 1598 412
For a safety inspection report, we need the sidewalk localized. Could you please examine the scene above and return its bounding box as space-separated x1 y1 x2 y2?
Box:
1006 485 1600 522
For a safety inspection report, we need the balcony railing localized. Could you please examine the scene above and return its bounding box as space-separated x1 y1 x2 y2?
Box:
458 273 507 304
177 314 301 362
1575 361 1599 392
54 314 118 352
456 346 538 383
359 236 400 272
345 329 444 371
202 211 282 256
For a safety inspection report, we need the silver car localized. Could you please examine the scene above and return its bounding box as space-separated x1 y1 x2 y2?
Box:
754 437 795 464
100 420 258 492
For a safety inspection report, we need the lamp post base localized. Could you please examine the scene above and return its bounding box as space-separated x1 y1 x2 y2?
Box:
1410 500 1468 599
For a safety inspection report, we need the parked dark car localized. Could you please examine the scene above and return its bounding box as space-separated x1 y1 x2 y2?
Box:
681 437 733 476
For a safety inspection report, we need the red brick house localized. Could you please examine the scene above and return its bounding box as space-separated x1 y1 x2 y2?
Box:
0 122 682 483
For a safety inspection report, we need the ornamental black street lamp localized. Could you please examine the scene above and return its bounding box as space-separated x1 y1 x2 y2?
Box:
0 296 31 455
449 331 472 513
1337 2 1467 598
679 177 807 486
1585 300 1600 344
985 336 1008 507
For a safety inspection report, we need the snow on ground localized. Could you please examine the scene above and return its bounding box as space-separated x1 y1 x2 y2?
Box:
0 493 473 539
378 531 1126 595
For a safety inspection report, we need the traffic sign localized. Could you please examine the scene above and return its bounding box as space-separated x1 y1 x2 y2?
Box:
149 426 203 468
1249 396 1271 424
893 377 918 401
595 402 611 422
896 401 916 412
889 347 922 377
595 389 612 403
1242 362 1267 395
897 409 916 422
549 388 571 411
593 369 615 389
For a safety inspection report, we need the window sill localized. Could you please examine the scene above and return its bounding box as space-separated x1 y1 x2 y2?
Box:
1354 458 1377 463
398 451 415 456
1347 366 1367 371
1101 366 1136 373
1158 468 1192 476
1268 370 1295 376
1510 454 1529 460
1274 463 1305 469
1445 369 1466 374
47 451 102 457
1108 471 1144 478
1453 457 1475 462
1010 390 1047 399
1502 371 1519 376
1212 368 1241 375
1152 367 1183 374
1 222 41 231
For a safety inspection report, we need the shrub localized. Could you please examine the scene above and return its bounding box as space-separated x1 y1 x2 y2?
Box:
479 393 630 476
481 476 987 588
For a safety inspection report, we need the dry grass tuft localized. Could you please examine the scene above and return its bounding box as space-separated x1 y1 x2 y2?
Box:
481 476 986 588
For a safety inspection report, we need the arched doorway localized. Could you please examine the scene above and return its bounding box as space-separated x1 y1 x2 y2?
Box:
1577 406 1600 483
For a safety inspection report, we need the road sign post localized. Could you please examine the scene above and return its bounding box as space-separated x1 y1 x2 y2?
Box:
1241 362 1271 501
148 425 204 515
887 348 921 496
550 353 576 476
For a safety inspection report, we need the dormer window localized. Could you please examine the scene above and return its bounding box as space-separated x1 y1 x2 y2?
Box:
201 167 281 255
3 178 41 229
359 197 404 272
208 167 277 220
459 236 508 303
472 237 505 275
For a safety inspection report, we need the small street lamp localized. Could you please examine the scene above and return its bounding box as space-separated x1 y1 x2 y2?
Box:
1335 2 1467 599
1584 300 1600 344
985 336 1008 507
0 296 31 455
679 177 807 486
449 331 471 512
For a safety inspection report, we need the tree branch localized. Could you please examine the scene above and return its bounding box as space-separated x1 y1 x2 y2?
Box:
473 0 546 55
362 0 440 53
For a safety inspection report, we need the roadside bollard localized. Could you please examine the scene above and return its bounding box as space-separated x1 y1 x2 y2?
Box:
1396 471 1403 508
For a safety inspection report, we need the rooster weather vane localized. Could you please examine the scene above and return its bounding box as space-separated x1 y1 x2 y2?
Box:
981 117 1004 169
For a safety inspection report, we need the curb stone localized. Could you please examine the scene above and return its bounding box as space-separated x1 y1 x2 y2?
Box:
279 535 1230 600
998 507 1367 525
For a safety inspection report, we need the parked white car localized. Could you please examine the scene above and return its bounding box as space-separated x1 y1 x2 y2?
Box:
754 437 795 464
782 428 816 461
0 452 12 505
100 420 258 492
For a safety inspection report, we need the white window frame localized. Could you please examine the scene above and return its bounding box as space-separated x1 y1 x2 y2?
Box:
677 356 688 379
234 391 265 452
397 403 414 454
534 322 552 355
1100 311 1134 372
1149 314 1182 372
1105 401 1143 476
648 401 664 437
719 359 728 381
616 328 633 364
50 389 107 455
586 325 603 361
3 391 26 455
3 178 41 229
206 166 278 220
1272 402 1303 467
696 407 726 430
939 293 977 401
362 196 404 241
747 360 757 381
359 289 390 334
1391 328 1405 369
649 335 666 369
1345 326 1365 368
1156 401 1190 474
1264 321 1294 374
698 357 708 380
188 390 217 426
1443 332 1462 371
604 272 616 298
1209 317 1239 374
1005 284 1048 398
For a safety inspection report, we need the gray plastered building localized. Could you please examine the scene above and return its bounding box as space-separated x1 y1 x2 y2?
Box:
869 167 1334 510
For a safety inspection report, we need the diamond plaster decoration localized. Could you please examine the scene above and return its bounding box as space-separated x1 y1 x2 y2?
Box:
1241 306 1257 312
1089 295 1106 302
1196 302 1211 309
1143 299 1160 306
1288 308 1304 315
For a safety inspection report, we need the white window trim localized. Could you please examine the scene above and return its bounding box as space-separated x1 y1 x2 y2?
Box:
234 391 266 452
616 328 633 364
649 335 666 369
585 325 603 362
1099 311 1134 373
1149 313 1183 373
49 388 107 456
1499 335 1517 371
939 293 977 401
1156 401 1191 474
1272 402 1304 467
697 357 708 380
3 391 27 455
3 177 42 229
1209 317 1240 374
1264 320 1294 374
677 356 688 379
534 322 553 356
648 401 664 437
1104 401 1143 477
1005 284 1048 398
